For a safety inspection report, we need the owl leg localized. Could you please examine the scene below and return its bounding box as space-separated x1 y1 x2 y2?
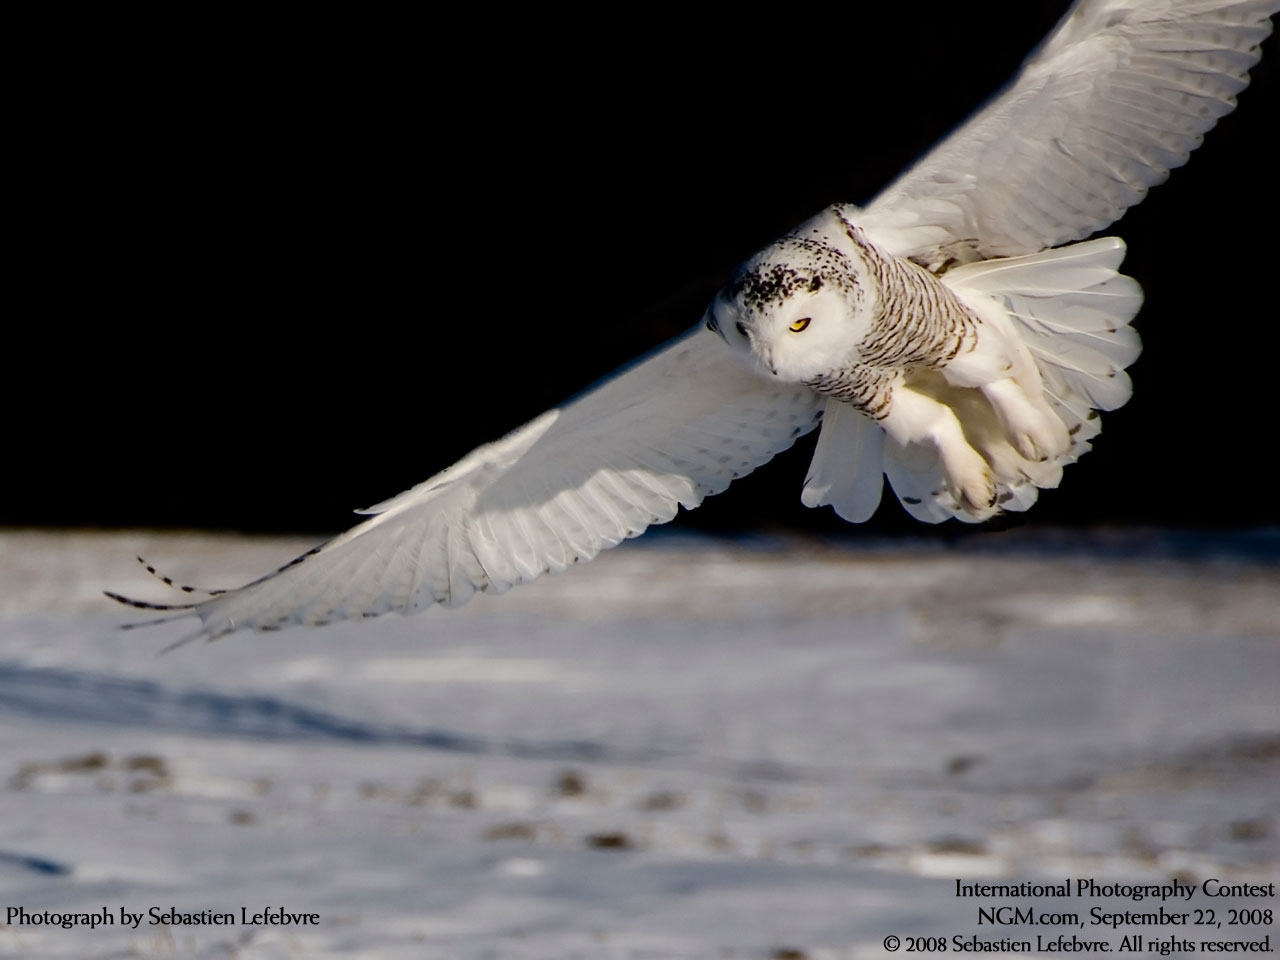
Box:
878 383 996 516
980 377 1070 463
939 309 1069 464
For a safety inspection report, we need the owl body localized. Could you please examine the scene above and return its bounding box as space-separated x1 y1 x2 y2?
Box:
706 204 1094 518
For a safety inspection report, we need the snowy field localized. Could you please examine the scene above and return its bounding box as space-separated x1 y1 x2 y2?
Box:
0 529 1276 959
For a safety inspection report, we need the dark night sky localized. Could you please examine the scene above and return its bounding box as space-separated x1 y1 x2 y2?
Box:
11 6 1279 536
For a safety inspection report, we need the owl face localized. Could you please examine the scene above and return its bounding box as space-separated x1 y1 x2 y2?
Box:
706 245 868 384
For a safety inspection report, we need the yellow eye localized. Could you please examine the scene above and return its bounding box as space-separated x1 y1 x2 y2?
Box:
789 317 811 333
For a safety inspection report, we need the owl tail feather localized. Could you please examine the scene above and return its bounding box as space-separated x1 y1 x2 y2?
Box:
800 400 885 522
801 237 1143 523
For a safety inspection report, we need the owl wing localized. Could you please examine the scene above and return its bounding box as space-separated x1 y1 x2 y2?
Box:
108 328 823 645
858 0 1277 264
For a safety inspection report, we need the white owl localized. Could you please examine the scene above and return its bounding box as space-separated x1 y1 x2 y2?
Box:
112 0 1278 645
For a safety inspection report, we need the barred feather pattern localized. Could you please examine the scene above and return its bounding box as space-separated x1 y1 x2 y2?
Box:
802 211 984 420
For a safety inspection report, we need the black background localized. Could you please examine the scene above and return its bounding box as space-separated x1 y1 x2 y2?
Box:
11 5 1279 536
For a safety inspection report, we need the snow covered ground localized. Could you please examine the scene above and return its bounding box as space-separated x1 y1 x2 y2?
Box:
0 529 1276 959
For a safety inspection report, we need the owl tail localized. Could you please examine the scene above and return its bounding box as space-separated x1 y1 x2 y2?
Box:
802 236 1143 523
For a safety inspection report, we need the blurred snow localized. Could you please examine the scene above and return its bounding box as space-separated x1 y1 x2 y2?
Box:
0 529 1276 958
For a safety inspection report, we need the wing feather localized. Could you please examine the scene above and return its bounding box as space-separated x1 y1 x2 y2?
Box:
860 0 1277 263
120 329 823 644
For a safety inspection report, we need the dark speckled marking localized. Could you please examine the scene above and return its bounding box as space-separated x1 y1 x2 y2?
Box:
835 210 979 369
103 590 198 612
794 208 986 421
717 205 985 424
200 542 333 608
136 555 228 596
727 234 860 315
277 545 323 574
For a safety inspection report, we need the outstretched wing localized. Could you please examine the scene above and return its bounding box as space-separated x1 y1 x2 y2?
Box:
109 328 822 644
859 0 1277 264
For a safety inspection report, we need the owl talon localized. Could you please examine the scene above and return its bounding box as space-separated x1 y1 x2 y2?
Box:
955 463 997 516
1013 432 1048 463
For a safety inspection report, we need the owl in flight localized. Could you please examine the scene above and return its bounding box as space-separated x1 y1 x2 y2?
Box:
112 0 1278 646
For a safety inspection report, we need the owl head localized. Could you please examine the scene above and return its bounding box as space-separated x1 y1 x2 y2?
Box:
704 235 869 384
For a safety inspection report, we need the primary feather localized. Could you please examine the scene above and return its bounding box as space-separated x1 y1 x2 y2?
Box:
860 0 1276 264
113 335 822 644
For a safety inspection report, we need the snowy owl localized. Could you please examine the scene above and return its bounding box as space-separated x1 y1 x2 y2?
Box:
111 0 1278 645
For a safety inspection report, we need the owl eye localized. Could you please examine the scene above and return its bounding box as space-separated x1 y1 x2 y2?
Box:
789 317 811 333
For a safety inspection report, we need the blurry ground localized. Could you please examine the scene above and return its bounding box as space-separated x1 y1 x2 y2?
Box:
0 529 1276 959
